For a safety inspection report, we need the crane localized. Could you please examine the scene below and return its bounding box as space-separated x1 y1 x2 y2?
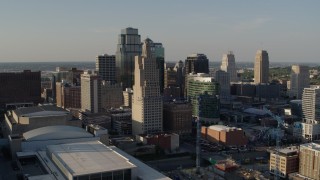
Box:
263 106 284 180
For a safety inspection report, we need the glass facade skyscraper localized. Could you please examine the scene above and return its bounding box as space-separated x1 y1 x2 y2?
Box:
116 27 141 89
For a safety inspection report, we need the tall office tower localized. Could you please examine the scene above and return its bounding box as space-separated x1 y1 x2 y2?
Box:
187 73 220 119
0 70 41 108
290 65 310 99
301 86 320 141
299 143 320 179
96 54 116 84
254 50 269 84
115 27 142 89
220 51 237 82
81 71 101 113
154 42 165 94
184 54 209 96
132 38 163 135
215 70 231 101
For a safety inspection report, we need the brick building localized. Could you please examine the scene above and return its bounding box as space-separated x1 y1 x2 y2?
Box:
0 70 41 108
201 125 248 146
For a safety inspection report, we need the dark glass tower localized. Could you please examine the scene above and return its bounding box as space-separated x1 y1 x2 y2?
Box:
116 27 141 90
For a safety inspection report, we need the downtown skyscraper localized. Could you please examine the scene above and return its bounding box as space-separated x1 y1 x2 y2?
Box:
254 50 269 84
132 38 163 135
220 51 237 82
184 53 209 97
301 86 320 141
116 27 141 89
96 54 116 84
290 65 310 99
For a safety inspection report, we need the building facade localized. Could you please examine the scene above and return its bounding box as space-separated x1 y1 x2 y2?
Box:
201 125 248 146
0 70 41 108
187 74 220 118
101 81 123 111
215 70 231 101
184 54 209 96
123 88 133 108
301 86 320 141
290 65 310 99
163 101 193 135
269 148 299 178
56 82 81 109
220 51 237 82
96 54 116 84
299 143 320 180
115 27 141 89
154 42 165 94
81 71 101 113
132 39 163 135
254 50 269 84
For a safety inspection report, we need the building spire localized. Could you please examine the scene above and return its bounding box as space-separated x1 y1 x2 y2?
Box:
142 38 154 58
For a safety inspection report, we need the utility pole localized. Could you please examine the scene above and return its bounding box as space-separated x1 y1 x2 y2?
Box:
196 96 201 174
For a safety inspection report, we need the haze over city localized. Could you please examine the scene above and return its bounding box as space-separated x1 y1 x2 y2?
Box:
1 0 319 63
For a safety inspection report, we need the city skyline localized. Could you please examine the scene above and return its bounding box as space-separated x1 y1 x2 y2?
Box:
0 1 320 63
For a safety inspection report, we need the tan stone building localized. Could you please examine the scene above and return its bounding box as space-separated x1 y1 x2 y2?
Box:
123 88 133 108
269 148 299 178
56 82 81 109
290 65 310 99
298 143 320 180
81 71 101 113
254 50 269 84
132 38 163 135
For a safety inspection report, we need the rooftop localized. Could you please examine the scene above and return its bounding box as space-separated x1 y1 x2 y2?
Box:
23 126 93 141
47 141 136 176
243 108 268 116
300 142 320 151
14 105 68 117
208 125 241 132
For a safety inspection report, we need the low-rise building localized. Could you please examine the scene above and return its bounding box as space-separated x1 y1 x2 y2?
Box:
136 133 179 151
269 147 299 178
201 125 248 146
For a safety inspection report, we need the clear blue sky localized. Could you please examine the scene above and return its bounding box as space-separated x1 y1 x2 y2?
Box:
0 0 319 63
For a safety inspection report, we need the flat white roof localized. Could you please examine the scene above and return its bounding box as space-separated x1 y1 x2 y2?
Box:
208 125 240 132
47 141 136 177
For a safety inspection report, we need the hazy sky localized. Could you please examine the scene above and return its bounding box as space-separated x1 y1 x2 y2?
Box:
0 1 319 63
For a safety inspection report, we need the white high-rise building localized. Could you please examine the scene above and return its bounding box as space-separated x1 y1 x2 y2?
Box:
254 50 269 84
220 51 237 82
132 38 163 135
301 86 320 141
290 65 309 99
81 71 101 113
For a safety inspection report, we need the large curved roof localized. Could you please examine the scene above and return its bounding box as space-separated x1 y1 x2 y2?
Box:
243 108 267 116
23 126 93 141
